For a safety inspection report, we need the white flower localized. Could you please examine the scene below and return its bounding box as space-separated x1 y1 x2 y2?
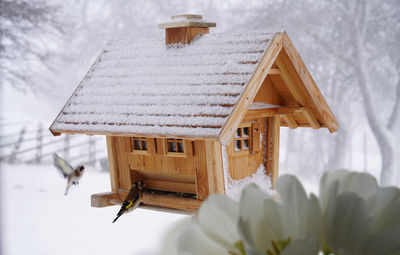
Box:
238 175 321 255
319 170 400 255
174 195 242 255
167 170 400 255
171 174 321 255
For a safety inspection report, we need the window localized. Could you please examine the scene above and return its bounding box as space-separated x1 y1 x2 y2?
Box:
235 126 250 152
167 138 185 153
131 137 148 151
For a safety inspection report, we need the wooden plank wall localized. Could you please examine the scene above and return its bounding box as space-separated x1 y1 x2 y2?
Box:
226 118 265 180
108 137 214 200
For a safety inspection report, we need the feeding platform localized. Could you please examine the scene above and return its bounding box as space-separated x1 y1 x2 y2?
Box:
49 14 338 213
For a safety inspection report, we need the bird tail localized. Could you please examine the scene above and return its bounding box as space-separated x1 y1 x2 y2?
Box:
65 184 70 196
112 214 122 223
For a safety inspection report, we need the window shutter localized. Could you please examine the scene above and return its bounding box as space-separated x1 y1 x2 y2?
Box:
251 123 261 153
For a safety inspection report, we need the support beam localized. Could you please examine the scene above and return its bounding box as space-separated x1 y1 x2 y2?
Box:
118 137 132 190
302 108 321 129
271 115 280 186
268 74 299 107
205 140 225 194
106 136 120 192
268 68 280 75
283 115 298 129
243 107 304 120
275 57 307 106
194 142 209 200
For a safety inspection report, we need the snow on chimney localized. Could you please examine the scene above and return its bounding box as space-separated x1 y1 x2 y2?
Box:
158 14 216 45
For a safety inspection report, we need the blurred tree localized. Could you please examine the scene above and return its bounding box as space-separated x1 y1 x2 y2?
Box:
232 0 400 184
0 0 64 91
311 0 400 185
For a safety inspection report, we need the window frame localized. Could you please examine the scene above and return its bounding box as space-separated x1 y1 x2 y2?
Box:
234 124 251 154
165 138 187 157
130 137 152 155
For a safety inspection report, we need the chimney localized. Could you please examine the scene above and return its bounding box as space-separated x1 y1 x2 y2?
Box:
158 14 216 45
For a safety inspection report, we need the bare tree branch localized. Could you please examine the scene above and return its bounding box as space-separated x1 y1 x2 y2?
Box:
0 0 65 91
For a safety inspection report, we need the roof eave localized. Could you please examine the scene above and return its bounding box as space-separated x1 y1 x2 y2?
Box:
49 129 219 141
49 51 106 137
280 32 339 133
218 32 284 146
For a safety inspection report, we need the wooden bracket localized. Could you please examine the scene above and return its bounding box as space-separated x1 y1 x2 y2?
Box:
268 68 280 75
282 115 298 129
301 108 321 129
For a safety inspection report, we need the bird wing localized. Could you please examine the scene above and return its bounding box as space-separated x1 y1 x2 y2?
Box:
116 193 140 216
53 153 74 178
112 184 142 223
117 185 141 214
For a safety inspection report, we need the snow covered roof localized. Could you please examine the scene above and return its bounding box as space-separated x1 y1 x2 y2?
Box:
50 31 338 142
50 31 276 139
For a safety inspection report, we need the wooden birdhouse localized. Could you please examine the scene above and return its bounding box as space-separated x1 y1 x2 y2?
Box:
50 14 338 214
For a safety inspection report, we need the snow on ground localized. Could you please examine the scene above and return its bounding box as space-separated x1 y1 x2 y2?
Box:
0 163 187 255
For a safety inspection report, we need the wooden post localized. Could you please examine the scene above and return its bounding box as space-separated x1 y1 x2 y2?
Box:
9 126 26 163
63 135 70 160
88 136 96 166
205 140 225 194
106 136 120 192
271 115 281 185
35 123 43 163
193 141 209 200
264 116 280 187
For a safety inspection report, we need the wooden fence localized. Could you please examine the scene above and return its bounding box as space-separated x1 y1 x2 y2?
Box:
0 121 107 168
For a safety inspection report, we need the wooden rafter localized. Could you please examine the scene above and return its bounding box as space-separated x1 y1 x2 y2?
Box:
275 56 307 106
283 115 298 129
218 33 284 145
302 108 321 129
268 68 280 75
268 74 299 107
281 33 338 132
243 107 305 120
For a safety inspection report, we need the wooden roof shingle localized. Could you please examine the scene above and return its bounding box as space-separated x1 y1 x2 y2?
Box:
50 31 338 143
50 31 276 139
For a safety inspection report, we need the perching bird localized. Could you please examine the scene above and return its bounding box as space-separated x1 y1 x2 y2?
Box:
53 153 85 195
112 181 144 223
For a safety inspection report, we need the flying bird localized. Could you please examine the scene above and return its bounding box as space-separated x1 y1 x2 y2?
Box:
113 181 144 223
53 153 85 195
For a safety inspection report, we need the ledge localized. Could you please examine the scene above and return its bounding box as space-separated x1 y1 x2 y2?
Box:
91 191 202 215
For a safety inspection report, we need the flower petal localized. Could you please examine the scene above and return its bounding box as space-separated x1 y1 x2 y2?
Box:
307 193 322 240
238 184 283 254
198 195 241 253
162 218 192 255
363 225 400 255
368 187 400 231
323 192 372 254
177 219 230 255
320 170 378 211
275 175 311 239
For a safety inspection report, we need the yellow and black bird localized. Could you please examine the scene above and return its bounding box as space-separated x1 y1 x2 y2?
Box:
53 153 85 195
113 181 144 223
